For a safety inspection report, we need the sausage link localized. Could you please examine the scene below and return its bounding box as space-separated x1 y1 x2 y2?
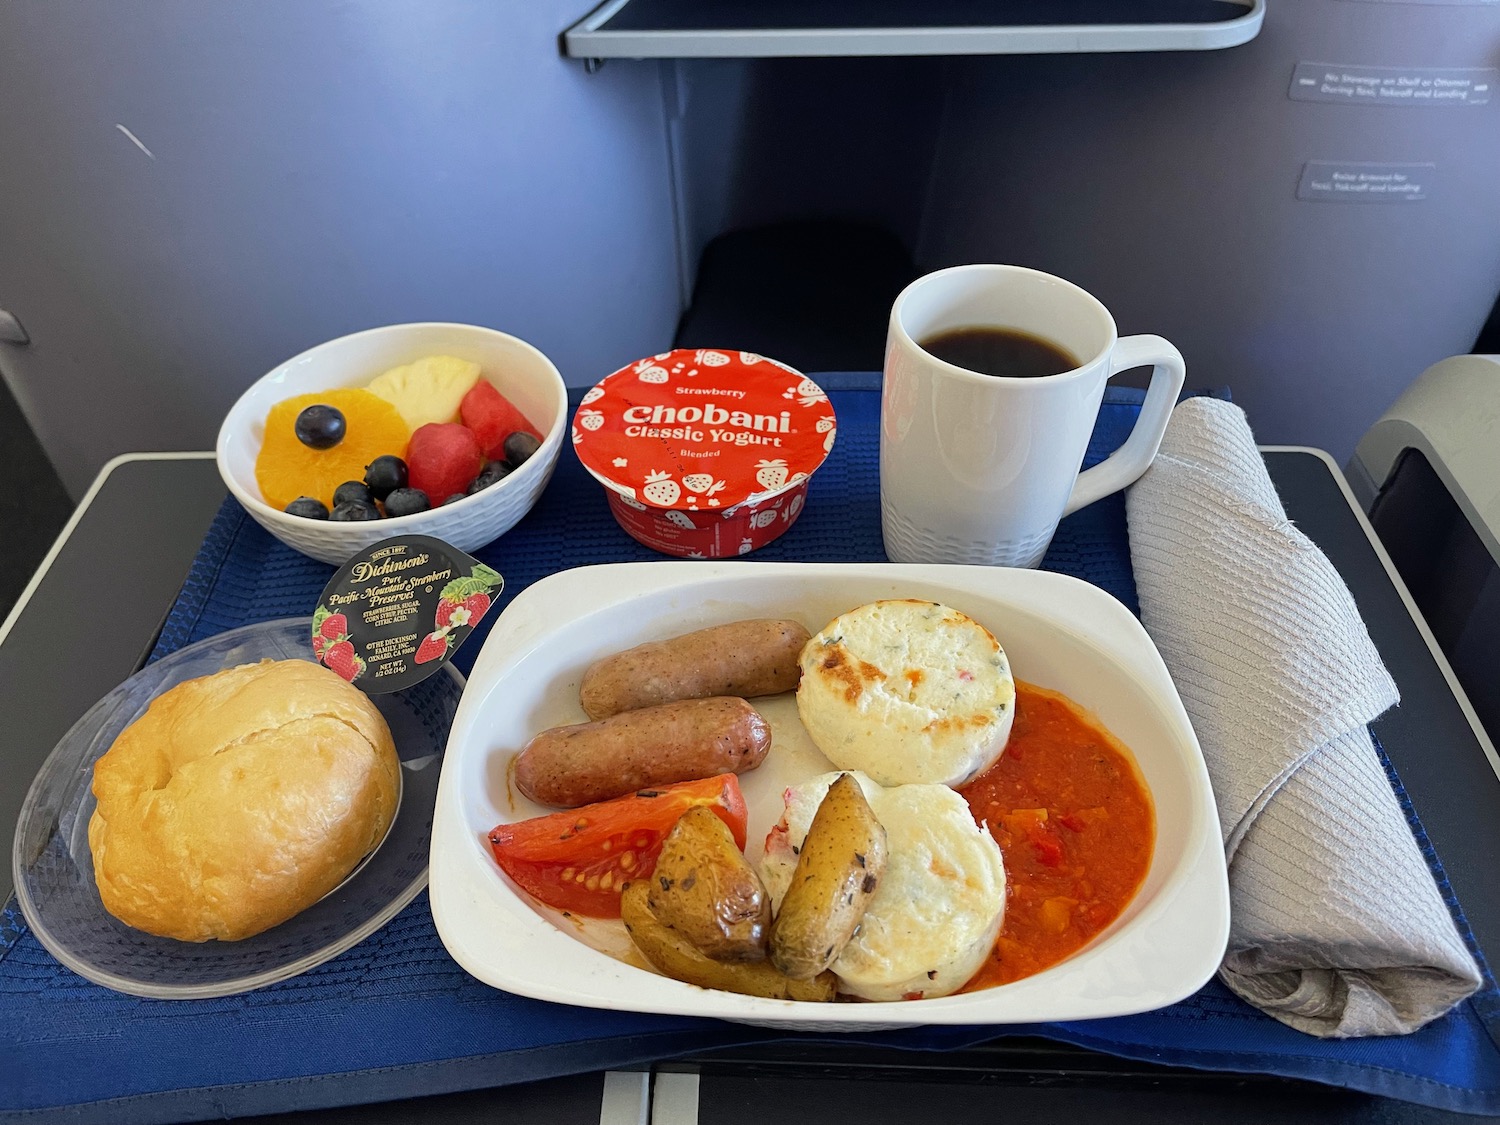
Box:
579 619 811 720
515 697 770 807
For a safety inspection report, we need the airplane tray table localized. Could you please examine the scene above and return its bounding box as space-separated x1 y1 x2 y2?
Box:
4 374 1500 1124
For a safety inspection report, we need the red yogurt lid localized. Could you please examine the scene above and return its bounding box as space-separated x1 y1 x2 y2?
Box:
572 349 836 514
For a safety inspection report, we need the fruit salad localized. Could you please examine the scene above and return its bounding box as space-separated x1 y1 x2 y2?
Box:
254 356 543 521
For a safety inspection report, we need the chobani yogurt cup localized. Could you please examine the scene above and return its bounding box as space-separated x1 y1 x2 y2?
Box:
572 349 836 557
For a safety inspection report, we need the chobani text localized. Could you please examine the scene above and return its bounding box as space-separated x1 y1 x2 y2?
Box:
622 404 791 431
623 404 792 446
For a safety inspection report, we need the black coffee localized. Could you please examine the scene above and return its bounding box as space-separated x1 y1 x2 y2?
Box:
918 326 1079 379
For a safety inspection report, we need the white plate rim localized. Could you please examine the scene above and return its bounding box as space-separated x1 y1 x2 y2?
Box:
429 561 1229 1028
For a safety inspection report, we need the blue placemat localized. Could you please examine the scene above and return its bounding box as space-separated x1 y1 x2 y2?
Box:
5 374 1500 1123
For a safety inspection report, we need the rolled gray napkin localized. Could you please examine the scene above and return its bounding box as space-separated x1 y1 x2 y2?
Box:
1126 397 1483 1038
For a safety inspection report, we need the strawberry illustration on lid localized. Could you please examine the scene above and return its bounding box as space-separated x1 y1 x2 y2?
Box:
572 349 835 558
754 459 789 490
641 470 682 507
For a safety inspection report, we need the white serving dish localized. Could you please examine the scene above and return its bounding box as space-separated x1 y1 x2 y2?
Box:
429 562 1228 1030
217 322 568 565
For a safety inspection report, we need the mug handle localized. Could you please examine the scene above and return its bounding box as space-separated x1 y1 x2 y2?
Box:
1062 334 1186 516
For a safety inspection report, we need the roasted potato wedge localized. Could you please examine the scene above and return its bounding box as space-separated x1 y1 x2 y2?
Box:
649 806 770 962
622 880 836 1002
769 773 888 980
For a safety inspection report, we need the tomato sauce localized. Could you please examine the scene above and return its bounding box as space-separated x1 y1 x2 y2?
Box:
958 681 1154 989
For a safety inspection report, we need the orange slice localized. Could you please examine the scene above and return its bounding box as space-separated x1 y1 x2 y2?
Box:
255 389 411 511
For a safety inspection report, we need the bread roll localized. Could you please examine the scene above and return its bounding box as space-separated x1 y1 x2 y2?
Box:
88 658 400 942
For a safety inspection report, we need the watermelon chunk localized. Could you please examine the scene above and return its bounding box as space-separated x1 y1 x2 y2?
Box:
407 423 484 503
461 379 542 462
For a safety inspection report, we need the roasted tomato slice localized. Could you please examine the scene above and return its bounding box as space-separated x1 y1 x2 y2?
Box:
488 773 748 918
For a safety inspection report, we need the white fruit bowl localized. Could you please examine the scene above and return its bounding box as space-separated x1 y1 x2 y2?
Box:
217 323 568 565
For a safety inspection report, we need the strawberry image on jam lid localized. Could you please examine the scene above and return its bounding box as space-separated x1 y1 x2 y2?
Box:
572 349 836 558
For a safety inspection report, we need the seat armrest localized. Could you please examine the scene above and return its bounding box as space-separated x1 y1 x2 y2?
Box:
1348 354 1500 566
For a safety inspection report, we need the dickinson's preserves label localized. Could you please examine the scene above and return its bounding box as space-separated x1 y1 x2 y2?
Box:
571 349 836 558
311 534 503 692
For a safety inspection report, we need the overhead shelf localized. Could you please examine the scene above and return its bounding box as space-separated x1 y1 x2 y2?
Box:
563 0 1265 59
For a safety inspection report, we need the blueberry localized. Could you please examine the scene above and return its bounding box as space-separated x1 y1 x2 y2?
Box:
330 500 381 521
467 459 512 495
294 405 346 449
284 496 329 519
363 455 408 499
382 487 431 518
502 432 540 466
441 493 467 506
333 480 374 507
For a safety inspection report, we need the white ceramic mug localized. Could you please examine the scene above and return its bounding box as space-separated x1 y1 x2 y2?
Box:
881 264 1185 568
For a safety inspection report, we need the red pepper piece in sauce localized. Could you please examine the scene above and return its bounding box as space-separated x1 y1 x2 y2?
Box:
1029 824 1065 867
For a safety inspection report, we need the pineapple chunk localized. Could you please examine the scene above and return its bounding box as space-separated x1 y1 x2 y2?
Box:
366 355 482 431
